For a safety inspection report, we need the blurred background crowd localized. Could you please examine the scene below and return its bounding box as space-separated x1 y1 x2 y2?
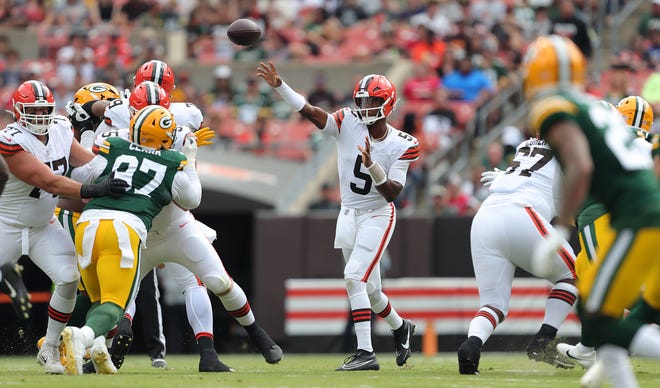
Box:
0 0 654 216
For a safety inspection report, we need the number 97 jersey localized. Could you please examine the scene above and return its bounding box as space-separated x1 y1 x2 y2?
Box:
489 138 560 221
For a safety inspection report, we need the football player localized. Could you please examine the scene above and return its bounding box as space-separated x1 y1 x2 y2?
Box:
257 61 417 371
528 35 660 387
458 136 578 375
556 97 654 370
0 80 127 374
61 106 200 375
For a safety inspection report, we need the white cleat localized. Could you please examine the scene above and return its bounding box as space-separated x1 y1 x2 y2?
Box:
557 343 596 368
580 360 606 388
91 342 117 374
37 343 65 374
61 327 86 375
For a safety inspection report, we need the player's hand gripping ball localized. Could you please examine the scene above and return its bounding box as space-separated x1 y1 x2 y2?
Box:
227 18 262 46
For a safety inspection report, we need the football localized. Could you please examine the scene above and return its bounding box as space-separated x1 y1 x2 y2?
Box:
227 18 262 46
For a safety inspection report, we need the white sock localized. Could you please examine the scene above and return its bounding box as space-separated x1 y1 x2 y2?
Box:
370 292 403 330
629 324 660 358
599 345 639 388
347 279 372 352
575 342 595 354
218 283 255 326
185 285 214 336
44 282 77 346
467 307 500 345
80 326 95 348
543 282 577 329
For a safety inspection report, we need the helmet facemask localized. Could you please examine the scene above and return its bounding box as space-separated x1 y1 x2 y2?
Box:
353 94 390 125
16 102 55 135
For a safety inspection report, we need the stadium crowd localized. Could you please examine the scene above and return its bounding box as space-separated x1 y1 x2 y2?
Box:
0 0 651 215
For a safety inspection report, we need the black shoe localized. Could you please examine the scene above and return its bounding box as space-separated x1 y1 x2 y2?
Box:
199 349 234 372
247 324 283 364
0 263 32 322
82 360 96 374
336 349 380 371
392 319 415 366
526 335 574 369
457 337 482 375
151 354 168 369
109 330 133 370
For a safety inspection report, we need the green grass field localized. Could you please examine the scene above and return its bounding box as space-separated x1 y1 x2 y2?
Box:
1 352 659 387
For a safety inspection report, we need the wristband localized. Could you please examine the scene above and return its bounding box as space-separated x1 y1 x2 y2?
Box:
274 81 306 111
367 162 387 186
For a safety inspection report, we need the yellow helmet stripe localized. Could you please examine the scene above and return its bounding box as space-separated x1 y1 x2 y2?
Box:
132 105 159 144
549 35 571 88
633 96 644 129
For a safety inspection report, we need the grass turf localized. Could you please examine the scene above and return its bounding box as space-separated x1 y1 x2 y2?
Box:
1 352 659 387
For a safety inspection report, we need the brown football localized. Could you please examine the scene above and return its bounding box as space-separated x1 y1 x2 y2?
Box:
227 18 262 46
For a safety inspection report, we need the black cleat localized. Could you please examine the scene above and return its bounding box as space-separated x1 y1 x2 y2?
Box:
336 349 380 371
392 319 415 366
82 360 96 374
247 324 283 364
0 263 32 322
109 323 133 370
526 336 574 369
458 337 482 375
199 349 234 372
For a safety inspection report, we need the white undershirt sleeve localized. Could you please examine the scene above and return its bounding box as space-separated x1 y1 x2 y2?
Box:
387 159 411 187
171 165 202 210
69 155 107 184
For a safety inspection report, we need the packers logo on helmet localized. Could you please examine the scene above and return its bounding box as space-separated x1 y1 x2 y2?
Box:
522 35 587 98
73 82 121 104
129 105 175 150
616 95 654 133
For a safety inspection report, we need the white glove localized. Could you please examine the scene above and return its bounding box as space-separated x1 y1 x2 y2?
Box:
181 134 198 166
480 168 504 187
532 225 570 278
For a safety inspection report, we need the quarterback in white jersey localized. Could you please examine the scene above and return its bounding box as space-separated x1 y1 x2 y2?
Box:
0 80 128 374
93 122 282 370
457 138 578 375
258 61 418 371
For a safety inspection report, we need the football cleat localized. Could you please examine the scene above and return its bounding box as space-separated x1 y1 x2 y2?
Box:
247 323 283 364
61 327 87 375
527 336 575 369
37 336 66 366
556 342 596 368
0 262 32 322
151 354 168 369
457 336 482 375
91 342 117 374
392 319 415 366
37 343 65 374
336 349 380 371
199 349 234 372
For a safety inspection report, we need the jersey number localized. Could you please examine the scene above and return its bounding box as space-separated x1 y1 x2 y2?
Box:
29 157 69 199
505 146 553 177
350 155 372 195
112 155 166 195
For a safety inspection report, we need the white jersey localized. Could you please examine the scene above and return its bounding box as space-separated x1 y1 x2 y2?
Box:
95 97 131 136
487 138 561 221
0 116 74 227
169 102 203 130
324 108 420 209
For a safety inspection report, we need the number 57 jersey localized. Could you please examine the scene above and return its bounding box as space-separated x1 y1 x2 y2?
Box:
488 138 561 221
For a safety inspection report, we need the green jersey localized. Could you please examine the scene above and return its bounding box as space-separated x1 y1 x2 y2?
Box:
530 90 660 230
84 136 187 230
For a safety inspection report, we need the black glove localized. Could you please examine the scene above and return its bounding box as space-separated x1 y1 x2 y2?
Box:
80 171 129 199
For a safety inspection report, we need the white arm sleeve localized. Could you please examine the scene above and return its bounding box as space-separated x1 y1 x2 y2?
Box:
80 130 96 150
171 165 202 210
387 159 411 186
69 155 107 184
322 113 339 137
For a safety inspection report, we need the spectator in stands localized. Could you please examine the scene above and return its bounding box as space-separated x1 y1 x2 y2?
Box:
410 0 452 38
637 0 660 39
529 5 553 40
307 72 337 112
234 76 271 125
56 30 96 88
420 88 456 151
403 62 441 104
469 0 506 30
335 0 367 27
500 125 524 163
409 24 447 74
206 65 236 110
603 60 634 105
427 184 458 216
550 0 592 58
444 174 471 216
234 42 267 63
94 30 132 69
442 54 495 106
644 23 660 69
309 183 341 211
0 49 21 88
481 141 508 172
